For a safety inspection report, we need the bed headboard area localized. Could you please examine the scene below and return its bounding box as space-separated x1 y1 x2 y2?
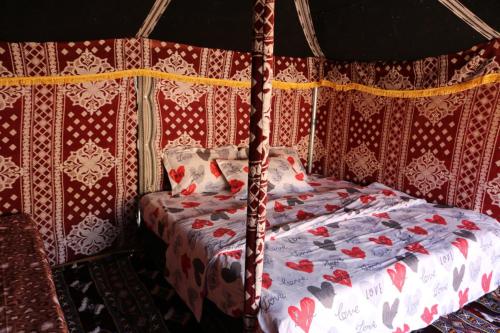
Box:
140 39 320 192
316 38 500 219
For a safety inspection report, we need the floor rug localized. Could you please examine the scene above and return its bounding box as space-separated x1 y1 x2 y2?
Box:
53 253 499 333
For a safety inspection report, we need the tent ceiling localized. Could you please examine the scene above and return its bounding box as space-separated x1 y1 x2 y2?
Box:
0 0 498 61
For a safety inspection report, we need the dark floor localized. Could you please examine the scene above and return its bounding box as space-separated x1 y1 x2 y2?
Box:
52 252 499 333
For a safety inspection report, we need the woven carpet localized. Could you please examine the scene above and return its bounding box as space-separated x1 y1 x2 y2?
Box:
52 253 499 333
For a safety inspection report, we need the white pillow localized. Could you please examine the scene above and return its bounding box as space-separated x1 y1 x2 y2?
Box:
162 145 239 196
216 157 314 199
237 146 307 175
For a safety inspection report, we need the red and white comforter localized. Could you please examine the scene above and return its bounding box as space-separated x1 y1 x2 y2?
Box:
140 177 500 333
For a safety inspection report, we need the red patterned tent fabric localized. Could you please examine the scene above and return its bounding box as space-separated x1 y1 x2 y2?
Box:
0 38 319 265
147 40 319 191
315 38 500 219
0 39 142 265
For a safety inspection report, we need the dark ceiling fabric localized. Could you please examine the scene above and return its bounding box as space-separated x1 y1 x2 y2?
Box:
0 0 154 42
0 0 498 60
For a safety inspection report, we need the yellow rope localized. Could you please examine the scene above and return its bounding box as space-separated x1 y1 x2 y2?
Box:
0 69 498 98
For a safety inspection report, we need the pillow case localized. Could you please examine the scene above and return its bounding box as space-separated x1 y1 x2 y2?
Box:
269 146 307 175
237 146 307 175
162 145 238 196
217 157 314 199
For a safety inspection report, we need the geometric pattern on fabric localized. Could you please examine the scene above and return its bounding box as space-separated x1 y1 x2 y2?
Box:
317 38 500 219
0 37 318 265
149 41 317 191
0 40 140 265
318 83 500 219
243 0 275 330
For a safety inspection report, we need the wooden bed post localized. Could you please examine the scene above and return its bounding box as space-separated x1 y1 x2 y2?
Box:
243 0 275 331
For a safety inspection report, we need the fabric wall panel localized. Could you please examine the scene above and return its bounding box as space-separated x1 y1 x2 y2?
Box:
0 40 140 265
317 39 500 219
145 40 320 192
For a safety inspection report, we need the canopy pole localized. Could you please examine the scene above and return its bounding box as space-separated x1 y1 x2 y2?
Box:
243 0 275 332
307 86 318 174
136 0 172 38
437 0 499 39
293 0 325 57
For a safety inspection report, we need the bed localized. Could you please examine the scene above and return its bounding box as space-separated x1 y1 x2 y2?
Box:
0 214 68 333
140 175 500 333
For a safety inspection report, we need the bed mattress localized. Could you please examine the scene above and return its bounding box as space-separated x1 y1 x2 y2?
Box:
0 214 68 333
140 176 500 333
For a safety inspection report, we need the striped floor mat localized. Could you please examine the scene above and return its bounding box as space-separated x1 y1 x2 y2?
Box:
52 253 499 333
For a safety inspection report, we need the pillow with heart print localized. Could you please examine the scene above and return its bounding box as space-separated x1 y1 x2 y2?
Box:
216 157 313 199
162 145 239 196
216 159 249 198
237 146 308 176
269 146 307 176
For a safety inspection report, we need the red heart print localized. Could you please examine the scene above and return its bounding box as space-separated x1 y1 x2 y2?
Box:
308 226 329 237
338 192 349 199
481 271 492 293
169 165 185 184
407 226 428 235
420 304 438 325
220 250 242 259
369 235 393 246
181 183 196 196
214 194 232 201
382 189 395 196
182 201 200 208
213 228 236 238
181 253 191 278
425 214 447 225
229 179 245 194
458 220 480 231
405 242 429 255
323 269 352 287
287 156 295 165
262 273 272 289
373 212 390 219
288 297 315 333
297 210 315 221
451 238 468 259
458 288 469 308
325 204 340 212
215 208 238 214
393 324 410 333
341 247 366 259
387 262 406 292
308 182 321 187
191 219 213 229
295 173 305 181
274 201 292 212
210 160 222 178
298 193 313 200
243 166 249 173
286 259 314 273
360 195 376 204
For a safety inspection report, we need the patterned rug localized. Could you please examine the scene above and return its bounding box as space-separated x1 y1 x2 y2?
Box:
53 253 499 333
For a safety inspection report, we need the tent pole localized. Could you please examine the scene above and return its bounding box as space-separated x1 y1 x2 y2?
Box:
307 86 318 174
136 0 172 38
243 0 275 332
